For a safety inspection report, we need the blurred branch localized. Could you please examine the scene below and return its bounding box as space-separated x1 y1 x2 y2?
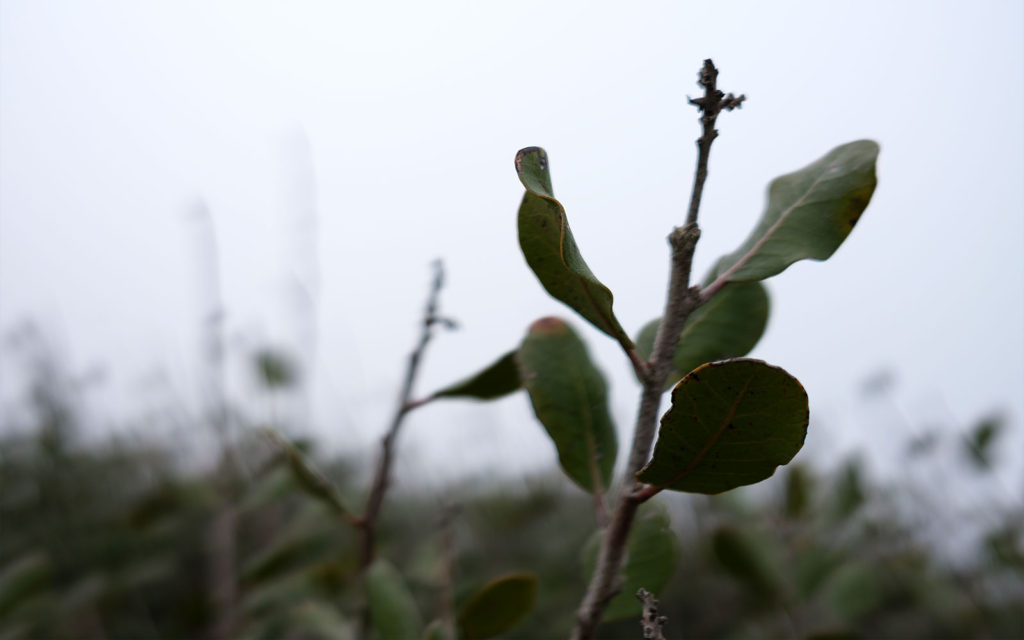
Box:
359 260 451 570
636 589 667 640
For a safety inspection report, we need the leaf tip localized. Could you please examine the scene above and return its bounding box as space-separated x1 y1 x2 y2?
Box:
515 146 547 174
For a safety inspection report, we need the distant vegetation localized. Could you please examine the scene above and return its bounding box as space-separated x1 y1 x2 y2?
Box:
1 327 1021 639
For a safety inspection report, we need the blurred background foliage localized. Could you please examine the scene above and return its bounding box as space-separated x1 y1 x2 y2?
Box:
1 324 1022 640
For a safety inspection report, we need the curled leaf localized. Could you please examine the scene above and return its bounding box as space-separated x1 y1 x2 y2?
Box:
515 147 632 348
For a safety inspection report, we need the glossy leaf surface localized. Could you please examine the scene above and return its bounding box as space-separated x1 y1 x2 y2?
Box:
367 559 423 640
518 317 617 493
431 351 521 401
515 147 632 347
713 140 879 283
638 359 808 494
457 572 538 640
636 280 769 388
581 503 678 621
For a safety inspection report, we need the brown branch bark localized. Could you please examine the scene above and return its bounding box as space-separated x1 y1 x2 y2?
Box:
571 59 743 640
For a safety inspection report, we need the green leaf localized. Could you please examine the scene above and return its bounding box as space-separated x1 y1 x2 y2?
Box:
784 464 813 519
637 359 808 494
636 280 769 388
517 317 617 493
457 572 538 640
964 415 1003 470
713 140 879 283
515 147 632 348
830 458 866 522
711 526 778 600
268 431 351 518
254 348 299 389
0 552 51 618
431 351 521 401
581 503 678 622
367 559 423 640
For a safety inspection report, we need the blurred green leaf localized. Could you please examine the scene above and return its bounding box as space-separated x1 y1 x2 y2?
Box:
712 140 879 283
638 359 808 494
712 526 778 600
827 563 882 620
517 317 617 493
431 351 521 401
457 572 538 640
269 431 351 518
242 507 338 586
254 348 298 389
582 503 678 621
635 280 769 388
0 552 50 618
964 415 1003 470
831 458 866 522
515 147 632 348
287 600 355 640
367 559 423 640
784 464 813 519
795 548 844 599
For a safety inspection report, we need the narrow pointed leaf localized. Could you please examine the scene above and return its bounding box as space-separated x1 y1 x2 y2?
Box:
430 351 521 401
637 359 808 494
517 317 617 493
636 280 769 388
581 503 678 622
268 431 351 517
367 559 423 640
515 147 632 348
457 572 538 640
713 140 879 283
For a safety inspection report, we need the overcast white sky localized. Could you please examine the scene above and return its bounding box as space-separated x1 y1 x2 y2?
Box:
1 2 1022 486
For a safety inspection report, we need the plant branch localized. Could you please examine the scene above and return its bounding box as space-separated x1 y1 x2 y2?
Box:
359 260 449 571
571 59 743 640
636 588 668 640
686 59 746 228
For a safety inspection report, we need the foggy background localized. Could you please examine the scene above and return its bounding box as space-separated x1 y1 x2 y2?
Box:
1 2 1022 488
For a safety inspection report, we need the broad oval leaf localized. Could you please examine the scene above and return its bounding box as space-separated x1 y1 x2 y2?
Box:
457 572 538 640
518 317 617 493
637 359 808 494
367 559 423 640
515 147 633 348
713 140 879 283
636 280 769 388
430 351 521 401
581 503 678 622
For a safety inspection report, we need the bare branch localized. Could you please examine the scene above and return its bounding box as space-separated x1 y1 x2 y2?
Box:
359 260 450 571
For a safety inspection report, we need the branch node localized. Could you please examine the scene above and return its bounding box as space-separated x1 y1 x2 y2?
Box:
636 589 667 640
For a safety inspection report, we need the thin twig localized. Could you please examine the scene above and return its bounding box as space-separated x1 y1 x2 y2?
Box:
571 59 743 640
358 260 450 571
686 59 746 228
